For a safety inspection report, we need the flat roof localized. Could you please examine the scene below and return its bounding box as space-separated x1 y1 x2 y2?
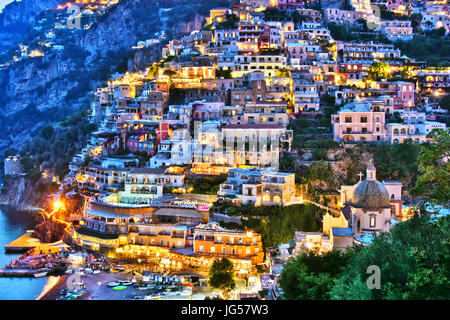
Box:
223 124 285 129
331 227 354 237
129 167 166 175
154 208 202 219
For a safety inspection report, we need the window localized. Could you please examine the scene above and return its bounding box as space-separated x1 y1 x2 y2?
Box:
370 216 376 228
361 116 368 123
345 116 352 123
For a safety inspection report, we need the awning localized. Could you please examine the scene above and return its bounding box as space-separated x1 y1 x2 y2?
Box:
86 209 133 219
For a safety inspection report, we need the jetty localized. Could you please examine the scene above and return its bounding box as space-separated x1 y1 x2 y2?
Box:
0 268 50 277
4 231 52 252
0 246 71 278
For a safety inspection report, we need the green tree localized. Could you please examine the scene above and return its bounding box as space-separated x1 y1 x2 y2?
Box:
279 152 296 172
40 125 55 140
411 129 450 208
331 214 450 300
209 258 236 294
280 250 352 300
439 94 450 111
373 141 420 187
367 62 391 81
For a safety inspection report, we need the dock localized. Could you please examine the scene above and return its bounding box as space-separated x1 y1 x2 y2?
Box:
0 268 50 277
4 231 52 252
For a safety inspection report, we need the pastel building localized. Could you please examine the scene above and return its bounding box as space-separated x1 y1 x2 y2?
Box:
323 162 403 249
331 102 387 143
233 54 287 78
386 120 447 144
221 124 293 167
324 8 364 24
193 222 264 264
292 231 331 254
218 167 296 206
381 20 413 40
373 81 415 110
242 101 289 126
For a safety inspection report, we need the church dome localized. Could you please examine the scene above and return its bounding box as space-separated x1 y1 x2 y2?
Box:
351 161 391 210
352 180 391 209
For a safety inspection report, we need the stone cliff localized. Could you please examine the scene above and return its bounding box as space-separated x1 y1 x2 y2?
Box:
0 0 63 54
0 0 213 150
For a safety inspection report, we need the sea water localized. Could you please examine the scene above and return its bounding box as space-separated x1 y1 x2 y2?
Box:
0 206 48 300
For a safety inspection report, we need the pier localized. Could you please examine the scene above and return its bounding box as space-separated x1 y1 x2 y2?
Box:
4 231 52 252
0 268 50 277
1 231 72 278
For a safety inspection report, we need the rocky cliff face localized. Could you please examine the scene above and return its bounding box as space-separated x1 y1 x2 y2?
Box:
0 0 63 54
0 176 47 209
0 0 215 151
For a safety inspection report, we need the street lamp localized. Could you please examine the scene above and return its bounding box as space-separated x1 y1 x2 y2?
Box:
53 199 65 212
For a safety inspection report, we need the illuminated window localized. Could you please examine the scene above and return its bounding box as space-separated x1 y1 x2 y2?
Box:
370 216 376 228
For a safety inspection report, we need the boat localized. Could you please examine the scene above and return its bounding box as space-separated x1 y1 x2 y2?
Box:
136 285 151 291
107 281 121 287
33 272 48 278
145 294 162 300
93 270 101 274
71 290 85 297
164 291 181 296
112 285 127 291
120 281 133 286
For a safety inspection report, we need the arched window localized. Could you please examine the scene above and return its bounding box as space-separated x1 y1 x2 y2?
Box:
369 215 376 228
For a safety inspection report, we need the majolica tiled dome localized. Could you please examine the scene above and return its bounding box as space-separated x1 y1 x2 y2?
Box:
352 180 391 209
352 161 391 209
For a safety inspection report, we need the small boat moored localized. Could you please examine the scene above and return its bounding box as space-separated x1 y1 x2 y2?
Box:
33 272 48 278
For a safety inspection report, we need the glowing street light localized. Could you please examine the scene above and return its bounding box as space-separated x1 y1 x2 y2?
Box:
53 199 65 212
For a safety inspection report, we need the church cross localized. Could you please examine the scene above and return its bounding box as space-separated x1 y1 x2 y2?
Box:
358 172 364 181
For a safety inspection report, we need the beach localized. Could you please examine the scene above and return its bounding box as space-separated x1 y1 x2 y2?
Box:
0 206 49 300
38 270 211 300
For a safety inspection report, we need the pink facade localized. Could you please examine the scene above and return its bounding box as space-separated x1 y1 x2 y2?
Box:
332 104 386 143
377 81 415 110
275 0 304 10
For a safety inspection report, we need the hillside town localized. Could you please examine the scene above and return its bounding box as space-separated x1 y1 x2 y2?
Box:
1 0 449 301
